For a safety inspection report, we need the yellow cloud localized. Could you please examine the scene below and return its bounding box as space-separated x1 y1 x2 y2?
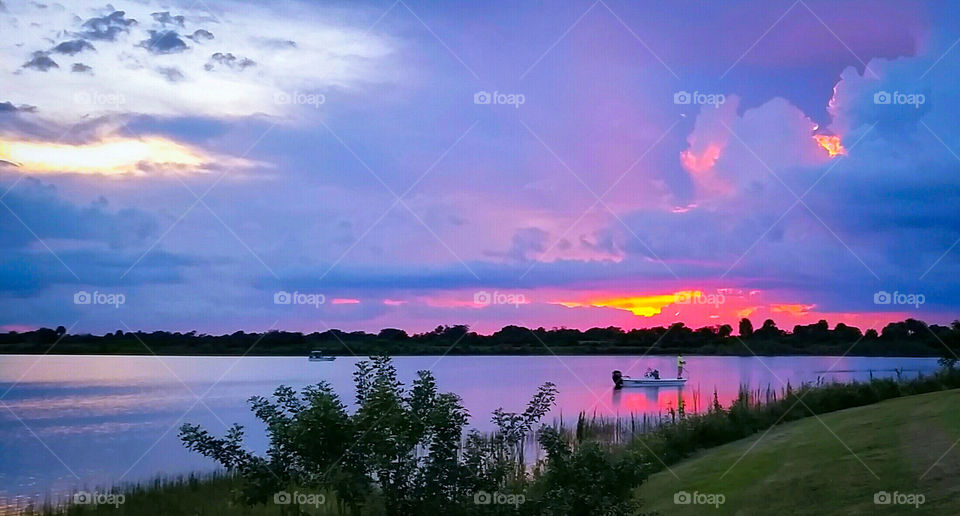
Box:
771 303 816 316
555 291 699 317
0 136 236 176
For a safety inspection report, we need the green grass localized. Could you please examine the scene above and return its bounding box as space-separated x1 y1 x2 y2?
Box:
26 475 350 516
638 389 960 515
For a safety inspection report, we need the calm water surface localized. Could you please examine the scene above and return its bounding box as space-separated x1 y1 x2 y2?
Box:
0 354 940 505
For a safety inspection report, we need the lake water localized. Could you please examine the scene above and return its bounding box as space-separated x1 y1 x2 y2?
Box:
0 354 940 506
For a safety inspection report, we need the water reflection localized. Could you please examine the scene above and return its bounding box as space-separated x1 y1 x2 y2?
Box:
0 354 941 505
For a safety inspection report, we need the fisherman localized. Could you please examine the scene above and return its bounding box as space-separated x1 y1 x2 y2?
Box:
677 354 686 378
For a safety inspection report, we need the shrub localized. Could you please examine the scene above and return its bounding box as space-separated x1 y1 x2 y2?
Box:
180 356 564 515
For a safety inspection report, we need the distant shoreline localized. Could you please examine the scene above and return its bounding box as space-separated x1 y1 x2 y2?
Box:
2 318 954 359
0 350 946 358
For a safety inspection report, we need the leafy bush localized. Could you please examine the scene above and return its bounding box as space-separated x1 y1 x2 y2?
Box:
180 356 569 515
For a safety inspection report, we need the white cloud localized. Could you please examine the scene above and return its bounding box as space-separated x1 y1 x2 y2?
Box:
0 0 396 121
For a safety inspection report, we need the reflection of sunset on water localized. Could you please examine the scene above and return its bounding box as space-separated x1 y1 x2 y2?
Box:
0 354 942 500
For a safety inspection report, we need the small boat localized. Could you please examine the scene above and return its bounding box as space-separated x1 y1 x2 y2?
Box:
308 351 336 362
612 369 686 388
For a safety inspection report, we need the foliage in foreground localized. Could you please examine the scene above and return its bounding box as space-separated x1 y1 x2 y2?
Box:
179 355 646 515
33 364 960 515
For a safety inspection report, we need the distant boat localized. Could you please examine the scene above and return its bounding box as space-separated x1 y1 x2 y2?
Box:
612 369 686 388
308 351 336 362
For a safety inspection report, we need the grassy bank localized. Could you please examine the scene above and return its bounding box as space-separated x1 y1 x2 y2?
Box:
23 475 342 516
639 388 960 515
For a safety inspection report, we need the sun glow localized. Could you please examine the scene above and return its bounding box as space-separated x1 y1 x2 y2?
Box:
813 134 845 157
0 136 219 175
555 291 701 317
772 303 815 316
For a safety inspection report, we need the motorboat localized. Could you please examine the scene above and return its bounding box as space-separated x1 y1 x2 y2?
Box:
612 369 686 388
308 351 336 362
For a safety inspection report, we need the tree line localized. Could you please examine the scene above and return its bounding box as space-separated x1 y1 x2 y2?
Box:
1 317 957 357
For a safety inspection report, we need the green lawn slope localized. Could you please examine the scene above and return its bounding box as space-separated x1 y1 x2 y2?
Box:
639 389 960 515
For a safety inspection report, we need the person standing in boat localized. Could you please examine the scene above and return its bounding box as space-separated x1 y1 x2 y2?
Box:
677 354 686 379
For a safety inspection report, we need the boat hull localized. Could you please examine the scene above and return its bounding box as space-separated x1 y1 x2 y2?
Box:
308 357 336 362
620 378 686 387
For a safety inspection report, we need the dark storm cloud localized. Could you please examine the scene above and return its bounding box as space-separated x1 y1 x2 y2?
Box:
80 10 136 41
204 52 255 71
139 30 189 54
156 66 184 82
256 37 296 49
51 39 95 55
151 11 185 27
22 52 58 71
0 102 36 113
185 29 214 42
0 181 159 251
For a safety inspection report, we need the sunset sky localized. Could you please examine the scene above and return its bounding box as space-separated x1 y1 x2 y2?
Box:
1 0 957 334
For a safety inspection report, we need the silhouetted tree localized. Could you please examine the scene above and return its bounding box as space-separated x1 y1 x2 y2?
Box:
718 324 733 338
739 318 754 338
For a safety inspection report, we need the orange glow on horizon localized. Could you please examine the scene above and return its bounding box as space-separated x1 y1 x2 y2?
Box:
0 136 232 175
813 134 845 157
772 303 816 316
554 291 701 317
